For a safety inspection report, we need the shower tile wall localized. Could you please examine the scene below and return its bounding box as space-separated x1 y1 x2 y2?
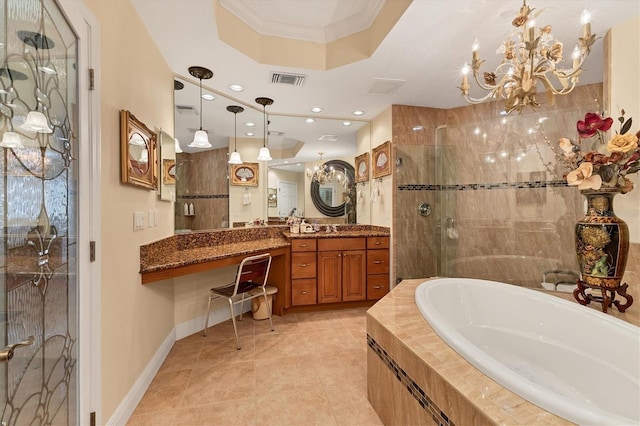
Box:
393 84 620 288
175 148 229 231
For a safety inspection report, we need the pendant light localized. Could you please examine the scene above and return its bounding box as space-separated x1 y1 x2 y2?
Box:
188 66 213 148
227 105 244 164
255 97 273 161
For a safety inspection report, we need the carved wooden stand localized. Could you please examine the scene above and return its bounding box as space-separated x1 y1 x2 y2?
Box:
573 280 634 313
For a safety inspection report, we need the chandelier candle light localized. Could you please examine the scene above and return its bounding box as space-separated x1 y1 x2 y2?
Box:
307 152 335 184
459 0 596 113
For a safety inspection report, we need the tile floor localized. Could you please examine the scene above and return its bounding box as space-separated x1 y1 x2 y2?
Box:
127 308 382 425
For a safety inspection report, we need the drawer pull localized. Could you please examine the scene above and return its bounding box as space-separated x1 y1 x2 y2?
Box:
373 286 383 289
373 260 384 264
299 263 309 267
337 254 342 257
300 244 308 247
300 291 309 295
375 241 382 245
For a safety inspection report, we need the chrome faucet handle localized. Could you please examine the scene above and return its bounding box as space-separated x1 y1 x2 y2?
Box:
0 335 35 362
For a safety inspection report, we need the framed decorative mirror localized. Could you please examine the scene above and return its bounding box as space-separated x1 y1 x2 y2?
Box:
120 110 158 190
310 159 356 219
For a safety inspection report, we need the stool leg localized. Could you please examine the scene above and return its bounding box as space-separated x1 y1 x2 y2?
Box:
264 290 274 332
239 293 245 321
228 298 241 350
203 292 213 337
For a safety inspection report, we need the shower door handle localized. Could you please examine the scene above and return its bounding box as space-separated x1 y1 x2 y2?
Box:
0 336 34 362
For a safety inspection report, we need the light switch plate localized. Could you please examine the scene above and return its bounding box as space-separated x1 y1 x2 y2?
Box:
133 211 145 230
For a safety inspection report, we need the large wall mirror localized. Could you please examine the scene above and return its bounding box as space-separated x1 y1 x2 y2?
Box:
173 76 371 232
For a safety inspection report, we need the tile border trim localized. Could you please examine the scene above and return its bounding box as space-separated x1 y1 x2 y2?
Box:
176 194 229 199
367 334 455 426
398 180 568 191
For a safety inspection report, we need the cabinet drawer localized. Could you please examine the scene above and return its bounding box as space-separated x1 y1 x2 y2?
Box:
367 236 389 249
367 275 389 300
317 237 365 251
292 252 317 278
292 279 317 306
291 239 317 252
367 249 389 274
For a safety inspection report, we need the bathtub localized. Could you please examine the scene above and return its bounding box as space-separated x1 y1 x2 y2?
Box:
415 278 640 425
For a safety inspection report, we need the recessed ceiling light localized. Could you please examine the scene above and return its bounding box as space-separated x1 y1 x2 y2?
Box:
311 107 323 113
305 118 315 124
201 93 215 101
245 122 255 127
246 132 254 136
229 84 244 92
352 110 365 116
284 160 289 163
342 121 352 126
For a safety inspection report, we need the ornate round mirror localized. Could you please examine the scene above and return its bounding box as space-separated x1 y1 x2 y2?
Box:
310 159 356 219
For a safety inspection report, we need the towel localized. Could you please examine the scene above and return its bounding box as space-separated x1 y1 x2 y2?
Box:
242 192 251 205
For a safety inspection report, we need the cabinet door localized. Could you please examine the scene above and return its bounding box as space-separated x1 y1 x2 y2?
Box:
317 251 342 303
343 250 366 301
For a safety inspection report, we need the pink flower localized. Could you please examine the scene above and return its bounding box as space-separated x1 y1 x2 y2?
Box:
577 113 613 139
566 162 602 190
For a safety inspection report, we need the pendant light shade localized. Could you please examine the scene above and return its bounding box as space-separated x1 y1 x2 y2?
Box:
187 66 213 149
255 97 273 161
226 105 244 165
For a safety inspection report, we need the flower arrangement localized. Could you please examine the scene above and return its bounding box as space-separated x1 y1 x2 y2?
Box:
559 110 640 193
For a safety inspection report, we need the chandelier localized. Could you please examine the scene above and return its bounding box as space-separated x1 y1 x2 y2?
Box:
458 0 596 114
306 152 335 184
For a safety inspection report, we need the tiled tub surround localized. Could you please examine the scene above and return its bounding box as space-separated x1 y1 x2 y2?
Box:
366 279 640 426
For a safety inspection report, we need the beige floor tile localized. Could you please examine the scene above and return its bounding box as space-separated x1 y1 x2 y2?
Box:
256 386 337 426
127 409 178 425
174 397 257 426
180 362 255 407
159 341 202 373
130 309 383 426
254 330 310 359
197 335 255 367
255 354 323 393
132 369 192 414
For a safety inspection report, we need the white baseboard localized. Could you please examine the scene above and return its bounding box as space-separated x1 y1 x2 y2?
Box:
106 330 175 426
107 303 251 425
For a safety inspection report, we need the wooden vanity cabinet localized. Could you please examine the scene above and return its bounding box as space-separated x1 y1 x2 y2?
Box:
367 236 390 300
317 238 367 303
291 239 317 306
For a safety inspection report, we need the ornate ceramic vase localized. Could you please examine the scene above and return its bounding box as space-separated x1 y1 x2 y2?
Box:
575 189 629 289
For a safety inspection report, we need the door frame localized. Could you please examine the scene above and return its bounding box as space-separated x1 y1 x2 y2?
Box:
57 0 101 423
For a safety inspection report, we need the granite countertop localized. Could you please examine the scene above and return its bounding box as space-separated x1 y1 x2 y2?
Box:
140 237 290 273
282 225 390 239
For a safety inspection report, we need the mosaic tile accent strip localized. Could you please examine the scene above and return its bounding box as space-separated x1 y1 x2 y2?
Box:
177 194 229 199
367 334 455 426
398 180 568 191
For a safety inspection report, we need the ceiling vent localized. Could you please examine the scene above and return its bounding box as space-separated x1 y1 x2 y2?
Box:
271 71 307 86
176 104 198 115
368 78 406 95
318 134 339 142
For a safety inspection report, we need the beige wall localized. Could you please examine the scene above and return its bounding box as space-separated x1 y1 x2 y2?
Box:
82 0 176 420
370 107 393 227
607 15 640 244
356 123 372 224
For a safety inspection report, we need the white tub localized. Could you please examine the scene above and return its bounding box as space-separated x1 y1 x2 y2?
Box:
415 278 640 425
